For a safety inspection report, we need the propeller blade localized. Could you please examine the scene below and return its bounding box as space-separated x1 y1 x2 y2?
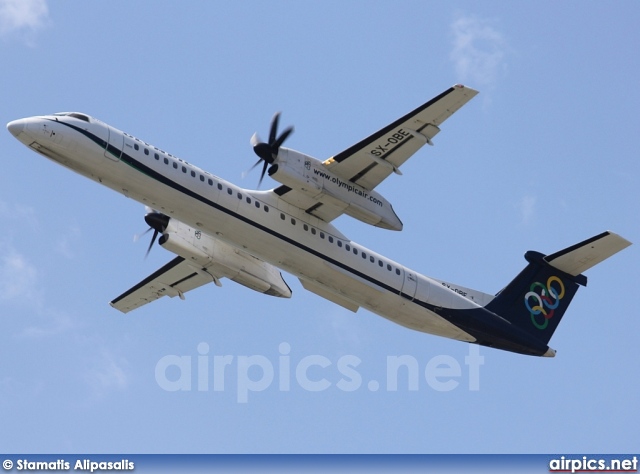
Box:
274 125 294 151
145 229 159 259
258 160 269 188
133 227 152 242
269 112 280 145
242 158 263 179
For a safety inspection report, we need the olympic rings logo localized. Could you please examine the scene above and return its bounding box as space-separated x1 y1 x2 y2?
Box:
524 276 565 330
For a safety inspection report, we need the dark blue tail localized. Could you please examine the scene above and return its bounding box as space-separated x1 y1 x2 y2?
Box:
485 251 586 345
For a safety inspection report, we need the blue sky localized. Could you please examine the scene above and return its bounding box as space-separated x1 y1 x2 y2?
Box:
1 1 638 454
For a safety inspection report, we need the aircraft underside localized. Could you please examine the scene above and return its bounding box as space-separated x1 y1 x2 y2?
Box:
7 85 631 357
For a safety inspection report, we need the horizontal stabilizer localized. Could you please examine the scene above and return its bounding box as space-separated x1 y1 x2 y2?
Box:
545 231 632 277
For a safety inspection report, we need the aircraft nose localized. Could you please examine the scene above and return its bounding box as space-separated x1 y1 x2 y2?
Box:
7 118 27 138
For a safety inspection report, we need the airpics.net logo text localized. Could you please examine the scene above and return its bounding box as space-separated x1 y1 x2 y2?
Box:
155 343 484 403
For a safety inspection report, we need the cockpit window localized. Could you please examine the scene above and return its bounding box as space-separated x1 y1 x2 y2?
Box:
68 113 90 122
54 112 91 123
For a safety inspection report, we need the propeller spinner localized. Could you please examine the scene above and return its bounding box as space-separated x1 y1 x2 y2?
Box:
137 209 170 258
248 112 293 188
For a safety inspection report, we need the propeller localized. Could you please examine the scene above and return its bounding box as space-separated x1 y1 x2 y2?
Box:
134 208 170 258
248 112 293 188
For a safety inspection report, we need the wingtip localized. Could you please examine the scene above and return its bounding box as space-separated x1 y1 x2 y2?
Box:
453 83 480 95
605 230 632 248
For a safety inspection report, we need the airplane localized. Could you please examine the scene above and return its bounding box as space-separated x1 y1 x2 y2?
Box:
7 84 631 357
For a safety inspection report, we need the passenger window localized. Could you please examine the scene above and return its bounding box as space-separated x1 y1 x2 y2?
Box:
264 206 269 212
191 171 196 177
208 178 213 185
362 252 366 259
237 193 242 199
255 201 260 208
387 264 392 271
337 241 342 248
311 228 316 235
134 144 139 151
370 256 375 263
395 268 401 275
291 218 296 225
200 175 205 182
164 157 169 164
227 188 232 195
172 162 178 169
246 197 251 203
280 213 285 220
217 183 222 190
320 232 324 239
378 260 383 267
303 224 309 231
345 244 350 251
353 248 358 255
144 149 149 155
154 153 159 160
328 236 333 243
182 166 187 173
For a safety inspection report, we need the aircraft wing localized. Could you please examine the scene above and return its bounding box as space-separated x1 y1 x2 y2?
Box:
324 84 478 191
274 85 478 223
110 256 217 313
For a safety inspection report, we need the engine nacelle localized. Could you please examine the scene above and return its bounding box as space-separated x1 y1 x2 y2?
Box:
158 219 291 298
268 148 403 231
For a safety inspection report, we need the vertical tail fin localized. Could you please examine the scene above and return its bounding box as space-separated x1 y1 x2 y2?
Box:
486 251 584 344
486 231 631 345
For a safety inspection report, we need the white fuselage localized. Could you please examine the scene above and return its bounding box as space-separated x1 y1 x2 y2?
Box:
8 114 494 344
